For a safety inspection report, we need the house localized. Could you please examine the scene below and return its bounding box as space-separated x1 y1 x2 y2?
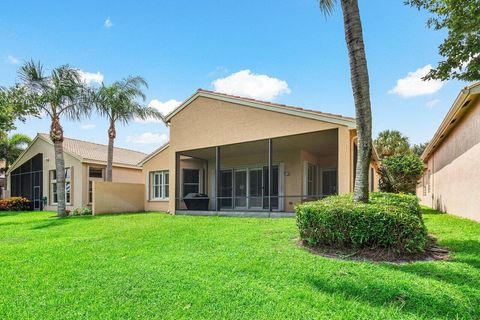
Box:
6 133 146 211
417 82 480 222
141 89 380 216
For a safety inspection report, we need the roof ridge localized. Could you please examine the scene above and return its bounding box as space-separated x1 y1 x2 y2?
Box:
196 88 355 121
39 133 147 155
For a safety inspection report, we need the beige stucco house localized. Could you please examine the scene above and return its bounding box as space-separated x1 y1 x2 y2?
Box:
417 82 480 222
6 133 146 211
141 89 380 216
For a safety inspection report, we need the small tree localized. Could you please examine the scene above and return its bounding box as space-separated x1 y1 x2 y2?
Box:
94 77 163 181
379 154 424 194
18 61 92 217
0 133 32 171
411 142 428 157
0 85 39 134
406 0 480 82
374 130 411 159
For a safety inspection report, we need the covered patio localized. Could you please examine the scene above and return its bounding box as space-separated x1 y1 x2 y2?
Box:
174 129 341 216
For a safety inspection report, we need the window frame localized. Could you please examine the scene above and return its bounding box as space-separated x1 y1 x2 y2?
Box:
182 168 200 197
50 167 72 205
150 170 169 201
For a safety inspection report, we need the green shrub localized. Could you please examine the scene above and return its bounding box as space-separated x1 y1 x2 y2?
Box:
295 192 428 253
379 154 424 194
70 207 93 216
0 197 32 211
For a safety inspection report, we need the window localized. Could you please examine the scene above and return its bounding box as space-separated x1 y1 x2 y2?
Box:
182 169 199 197
422 175 427 196
427 169 431 193
88 167 104 203
89 167 103 178
307 163 317 197
50 168 71 205
150 171 169 200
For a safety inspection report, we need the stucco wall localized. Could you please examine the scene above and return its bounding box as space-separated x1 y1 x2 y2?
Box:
417 97 480 221
92 181 144 214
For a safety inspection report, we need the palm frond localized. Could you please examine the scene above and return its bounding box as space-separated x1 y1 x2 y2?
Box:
318 0 336 17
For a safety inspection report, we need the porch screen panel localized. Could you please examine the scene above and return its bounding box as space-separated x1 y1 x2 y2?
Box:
9 153 43 209
249 169 263 208
182 169 200 196
219 170 233 209
263 166 279 210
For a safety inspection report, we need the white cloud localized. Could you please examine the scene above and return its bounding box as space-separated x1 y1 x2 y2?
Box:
388 65 444 98
212 69 291 101
80 123 95 130
6 55 19 64
426 99 441 108
135 99 181 123
104 17 113 28
126 132 169 145
78 70 104 85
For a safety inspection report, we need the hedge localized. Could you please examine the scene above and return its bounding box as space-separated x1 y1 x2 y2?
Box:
295 192 428 253
0 197 32 211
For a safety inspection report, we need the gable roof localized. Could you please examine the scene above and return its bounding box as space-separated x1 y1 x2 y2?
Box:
165 89 356 128
8 134 147 173
422 82 480 161
138 142 169 165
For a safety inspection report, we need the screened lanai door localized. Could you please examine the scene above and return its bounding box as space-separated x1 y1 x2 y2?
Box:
219 165 279 211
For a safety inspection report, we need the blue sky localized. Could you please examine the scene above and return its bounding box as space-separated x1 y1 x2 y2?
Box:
0 0 468 153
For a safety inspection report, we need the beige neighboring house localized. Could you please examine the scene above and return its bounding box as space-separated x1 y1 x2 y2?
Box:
6 133 146 211
141 89 380 216
417 82 480 222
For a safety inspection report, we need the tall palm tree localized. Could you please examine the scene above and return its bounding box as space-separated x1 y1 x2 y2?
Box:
0 133 32 171
18 61 92 217
318 0 373 202
94 77 163 181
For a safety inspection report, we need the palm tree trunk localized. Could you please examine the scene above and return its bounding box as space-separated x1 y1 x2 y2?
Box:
106 121 116 182
340 0 372 203
51 116 67 217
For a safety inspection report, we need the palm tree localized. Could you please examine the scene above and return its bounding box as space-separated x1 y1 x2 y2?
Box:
374 130 411 159
18 61 92 217
0 133 32 171
94 77 163 181
318 0 373 202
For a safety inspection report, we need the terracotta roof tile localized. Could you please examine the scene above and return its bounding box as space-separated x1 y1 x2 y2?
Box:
39 134 146 167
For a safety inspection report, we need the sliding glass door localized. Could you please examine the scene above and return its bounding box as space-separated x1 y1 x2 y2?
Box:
218 165 280 211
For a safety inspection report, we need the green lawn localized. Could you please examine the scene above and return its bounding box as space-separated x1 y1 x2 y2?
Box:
0 209 479 319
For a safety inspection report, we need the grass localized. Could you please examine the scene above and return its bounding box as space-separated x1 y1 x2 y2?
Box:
0 209 479 319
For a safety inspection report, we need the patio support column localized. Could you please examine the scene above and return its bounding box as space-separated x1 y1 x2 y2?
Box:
175 152 180 212
215 146 220 213
268 138 273 213
338 127 351 194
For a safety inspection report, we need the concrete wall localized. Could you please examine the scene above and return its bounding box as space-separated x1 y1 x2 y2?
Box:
417 96 480 221
93 181 144 214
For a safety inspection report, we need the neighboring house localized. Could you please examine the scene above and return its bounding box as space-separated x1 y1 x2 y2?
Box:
6 133 146 211
417 82 480 222
141 89 380 216
0 160 5 199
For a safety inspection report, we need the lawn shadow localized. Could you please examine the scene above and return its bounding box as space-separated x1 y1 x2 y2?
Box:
0 211 32 218
30 215 96 230
307 272 477 319
421 207 446 215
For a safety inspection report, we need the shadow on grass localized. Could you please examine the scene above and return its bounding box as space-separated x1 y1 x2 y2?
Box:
307 273 477 319
421 207 445 215
0 211 33 218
